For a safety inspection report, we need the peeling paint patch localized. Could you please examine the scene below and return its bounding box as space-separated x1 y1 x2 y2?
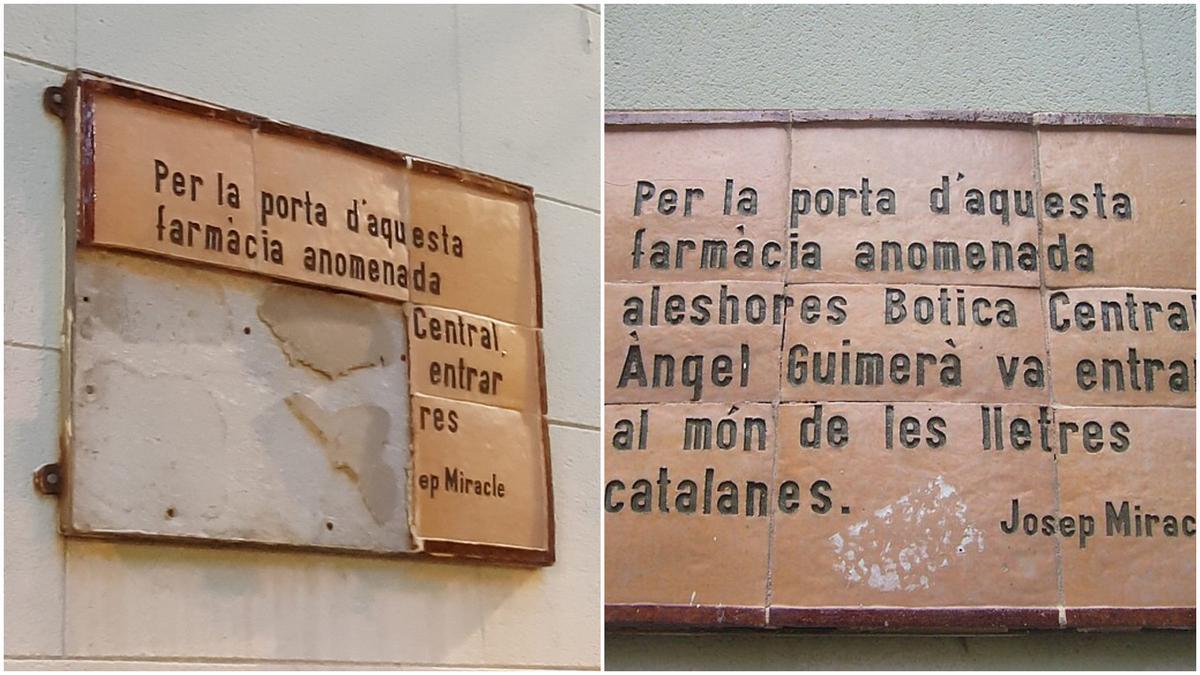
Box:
258 284 395 379
830 476 982 592
285 394 398 524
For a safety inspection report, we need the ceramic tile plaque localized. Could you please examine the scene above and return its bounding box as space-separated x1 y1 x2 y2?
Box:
604 111 1196 630
54 71 554 566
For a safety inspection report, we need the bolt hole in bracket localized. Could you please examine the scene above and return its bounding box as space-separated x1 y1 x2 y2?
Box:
43 86 66 120
34 463 63 496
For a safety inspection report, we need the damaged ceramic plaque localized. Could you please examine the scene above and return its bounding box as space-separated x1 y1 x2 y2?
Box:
69 249 414 552
55 71 554 565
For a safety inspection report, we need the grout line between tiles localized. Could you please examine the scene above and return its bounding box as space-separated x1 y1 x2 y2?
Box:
1032 125 1068 626
762 118 797 622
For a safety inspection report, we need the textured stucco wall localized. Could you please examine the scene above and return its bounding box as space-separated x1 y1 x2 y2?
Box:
4 4 600 669
606 4 1195 114
604 3 1196 670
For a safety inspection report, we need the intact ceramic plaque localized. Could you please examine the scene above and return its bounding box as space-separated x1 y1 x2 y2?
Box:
1037 129 1196 289
406 303 544 412
779 283 1049 404
410 393 550 552
605 403 773 608
604 114 1196 630
252 131 411 301
90 94 259 275
1056 406 1195 607
60 72 554 565
1045 288 1195 407
605 281 786 404
89 92 411 303
407 168 540 328
605 125 791 284
789 125 1040 287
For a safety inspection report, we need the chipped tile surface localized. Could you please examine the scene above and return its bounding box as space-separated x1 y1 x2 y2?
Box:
771 402 1058 608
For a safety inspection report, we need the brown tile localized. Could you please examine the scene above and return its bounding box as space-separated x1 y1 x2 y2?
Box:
1037 129 1196 289
605 281 786 404
89 93 417 304
409 393 549 551
91 93 260 276
770 402 1059 609
789 125 1040 287
406 304 544 413
407 170 539 327
604 403 773 607
1056 406 1195 607
605 126 791 284
1046 288 1196 407
252 130 410 301
780 284 1050 404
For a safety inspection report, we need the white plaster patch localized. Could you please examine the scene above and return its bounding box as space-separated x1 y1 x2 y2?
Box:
68 250 413 552
829 476 983 592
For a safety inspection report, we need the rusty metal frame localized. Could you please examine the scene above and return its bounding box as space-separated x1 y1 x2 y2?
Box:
52 69 555 568
606 109 1196 130
603 108 1196 631
605 605 1196 633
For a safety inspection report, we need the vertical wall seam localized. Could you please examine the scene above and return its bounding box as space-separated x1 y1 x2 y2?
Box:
1134 5 1155 113
72 4 78 68
451 5 466 166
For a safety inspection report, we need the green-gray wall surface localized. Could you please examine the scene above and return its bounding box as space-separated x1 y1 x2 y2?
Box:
605 4 1195 114
604 3 1196 670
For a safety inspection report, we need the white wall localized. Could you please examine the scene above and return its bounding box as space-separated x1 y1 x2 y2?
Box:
5 5 600 669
